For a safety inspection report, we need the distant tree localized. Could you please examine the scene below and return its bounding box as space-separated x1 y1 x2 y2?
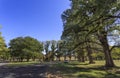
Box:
22 49 33 62
24 36 43 61
50 40 57 61
9 36 43 62
9 37 25 61
55 40 64 61
43 41 50 61
43 40 57 61
44 41 50 54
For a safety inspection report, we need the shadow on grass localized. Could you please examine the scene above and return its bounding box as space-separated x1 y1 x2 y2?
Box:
69 63 89 66
0 65 49 78
53 63 120 78
77 72 120 78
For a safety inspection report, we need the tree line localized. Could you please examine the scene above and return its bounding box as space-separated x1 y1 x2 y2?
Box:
0 0 120 68
0 32 120 64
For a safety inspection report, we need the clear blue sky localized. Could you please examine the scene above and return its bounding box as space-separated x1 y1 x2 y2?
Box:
0 0 70 44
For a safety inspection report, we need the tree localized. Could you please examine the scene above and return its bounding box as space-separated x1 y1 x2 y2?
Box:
43 41 50 61
0 32 9 61
9 36 43 62
50 40 57 61
55 40 64 61
24 36 43 61
61 0 120 67
112 47 120 60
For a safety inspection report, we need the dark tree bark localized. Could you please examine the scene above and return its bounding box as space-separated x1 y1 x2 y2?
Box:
63 52 67 61
98 32 115 67
58 57 61 61
77 49 85 62
86 45 95 64
81 56 85 62
26 58 30 62
77 50 82 62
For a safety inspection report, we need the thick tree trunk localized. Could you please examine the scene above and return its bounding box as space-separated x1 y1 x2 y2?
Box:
104 47 114 67
98 32 115 67
101 41 115 67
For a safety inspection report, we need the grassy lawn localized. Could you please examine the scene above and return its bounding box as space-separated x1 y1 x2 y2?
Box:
6 61 40 66
3 60 120 78
52 60 120 78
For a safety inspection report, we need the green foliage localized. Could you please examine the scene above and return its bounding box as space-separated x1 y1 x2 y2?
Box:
51 40 57 52
43 41 50 54
9 36 43 61
112 47 120 59
61 0 120 67
43 40 58 61
0 33 9 60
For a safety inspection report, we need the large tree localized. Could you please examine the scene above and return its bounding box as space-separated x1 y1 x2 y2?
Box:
62 0 120 67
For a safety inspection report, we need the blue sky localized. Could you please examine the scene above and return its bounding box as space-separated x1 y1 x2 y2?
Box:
0 0 70 44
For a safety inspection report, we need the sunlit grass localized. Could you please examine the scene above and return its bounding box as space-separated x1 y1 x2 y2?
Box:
7 61 39 66
53 60 120 78
4 60 120 78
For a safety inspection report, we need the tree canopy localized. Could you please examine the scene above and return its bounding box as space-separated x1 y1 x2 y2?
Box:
9 36 43 61
61 0 120 67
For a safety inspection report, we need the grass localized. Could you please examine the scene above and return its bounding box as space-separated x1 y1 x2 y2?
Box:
3 60 120 78
52 60 120 78
6 61 40 66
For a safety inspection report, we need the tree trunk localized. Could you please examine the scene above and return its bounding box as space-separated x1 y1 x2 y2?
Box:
86 45 95 64
27 58 30 62
33 58 35 61
104 48 114 67
77 51 82 62
69 55 72 61
64 55 67 61
20 58 23 62
101 41 115 67
81 56 85 62
58 57 61 61
98 32 115 67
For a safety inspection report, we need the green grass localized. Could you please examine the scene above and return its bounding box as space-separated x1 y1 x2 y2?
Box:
4 60 120 78
52 60 120 78
6 61 40 66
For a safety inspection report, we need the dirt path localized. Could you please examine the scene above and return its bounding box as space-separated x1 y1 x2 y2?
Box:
0 64 50 78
